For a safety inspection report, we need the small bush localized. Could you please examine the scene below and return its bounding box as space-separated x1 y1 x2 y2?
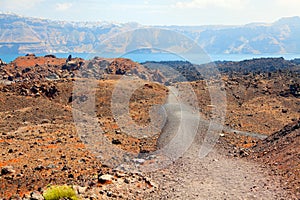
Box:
43 185 79 200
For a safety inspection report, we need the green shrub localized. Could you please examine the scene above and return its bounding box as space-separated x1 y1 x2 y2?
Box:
42 185 79 200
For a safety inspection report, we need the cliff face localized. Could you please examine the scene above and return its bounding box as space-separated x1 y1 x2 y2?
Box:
0 14 140 54
1 14 300 54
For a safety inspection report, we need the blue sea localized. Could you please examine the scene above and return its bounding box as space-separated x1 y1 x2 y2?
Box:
1 53 300 64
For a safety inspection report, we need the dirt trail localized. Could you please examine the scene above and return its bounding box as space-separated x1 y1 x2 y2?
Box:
146 149 289 199
145 87 291 199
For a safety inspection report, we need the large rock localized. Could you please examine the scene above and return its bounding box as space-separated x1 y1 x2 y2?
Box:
1 166 16 175
98 174 114 184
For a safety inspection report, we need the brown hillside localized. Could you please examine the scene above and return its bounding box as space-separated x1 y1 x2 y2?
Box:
252 120 300 197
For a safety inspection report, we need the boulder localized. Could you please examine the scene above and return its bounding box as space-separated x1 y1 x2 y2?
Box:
98 174 113 184
1 166 15 175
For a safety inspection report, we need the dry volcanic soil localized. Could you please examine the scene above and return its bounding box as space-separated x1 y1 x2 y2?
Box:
0 55 299 199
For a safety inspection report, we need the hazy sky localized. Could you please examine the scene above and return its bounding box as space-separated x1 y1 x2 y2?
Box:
0 0 299 25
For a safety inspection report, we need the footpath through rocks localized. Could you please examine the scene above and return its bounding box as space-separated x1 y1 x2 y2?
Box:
143 87 294 199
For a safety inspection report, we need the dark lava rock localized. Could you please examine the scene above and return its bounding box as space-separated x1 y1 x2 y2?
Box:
44 54 56 58
1 166 15 175
112 139 122 145
34 165 44 171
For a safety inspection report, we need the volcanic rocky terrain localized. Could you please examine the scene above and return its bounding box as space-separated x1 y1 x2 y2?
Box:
0 55 299 199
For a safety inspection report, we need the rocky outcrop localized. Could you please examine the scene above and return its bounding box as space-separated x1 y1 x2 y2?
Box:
0 55 80 82
75 57 165 82
2 81 59 98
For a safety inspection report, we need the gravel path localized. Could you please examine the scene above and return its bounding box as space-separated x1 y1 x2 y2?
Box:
144 86 290 199
146 149 289 199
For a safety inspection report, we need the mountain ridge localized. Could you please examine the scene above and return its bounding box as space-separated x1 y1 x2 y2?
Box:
1 13 300 54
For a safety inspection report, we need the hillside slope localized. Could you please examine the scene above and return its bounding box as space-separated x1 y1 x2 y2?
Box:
252 121 300 197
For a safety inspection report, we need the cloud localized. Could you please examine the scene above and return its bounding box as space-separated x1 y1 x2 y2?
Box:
0 0 44 10
276 0 300 7
175 0 247 9
55 2 73 11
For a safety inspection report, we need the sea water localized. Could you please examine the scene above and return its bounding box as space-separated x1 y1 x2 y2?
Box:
1 53 300 64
